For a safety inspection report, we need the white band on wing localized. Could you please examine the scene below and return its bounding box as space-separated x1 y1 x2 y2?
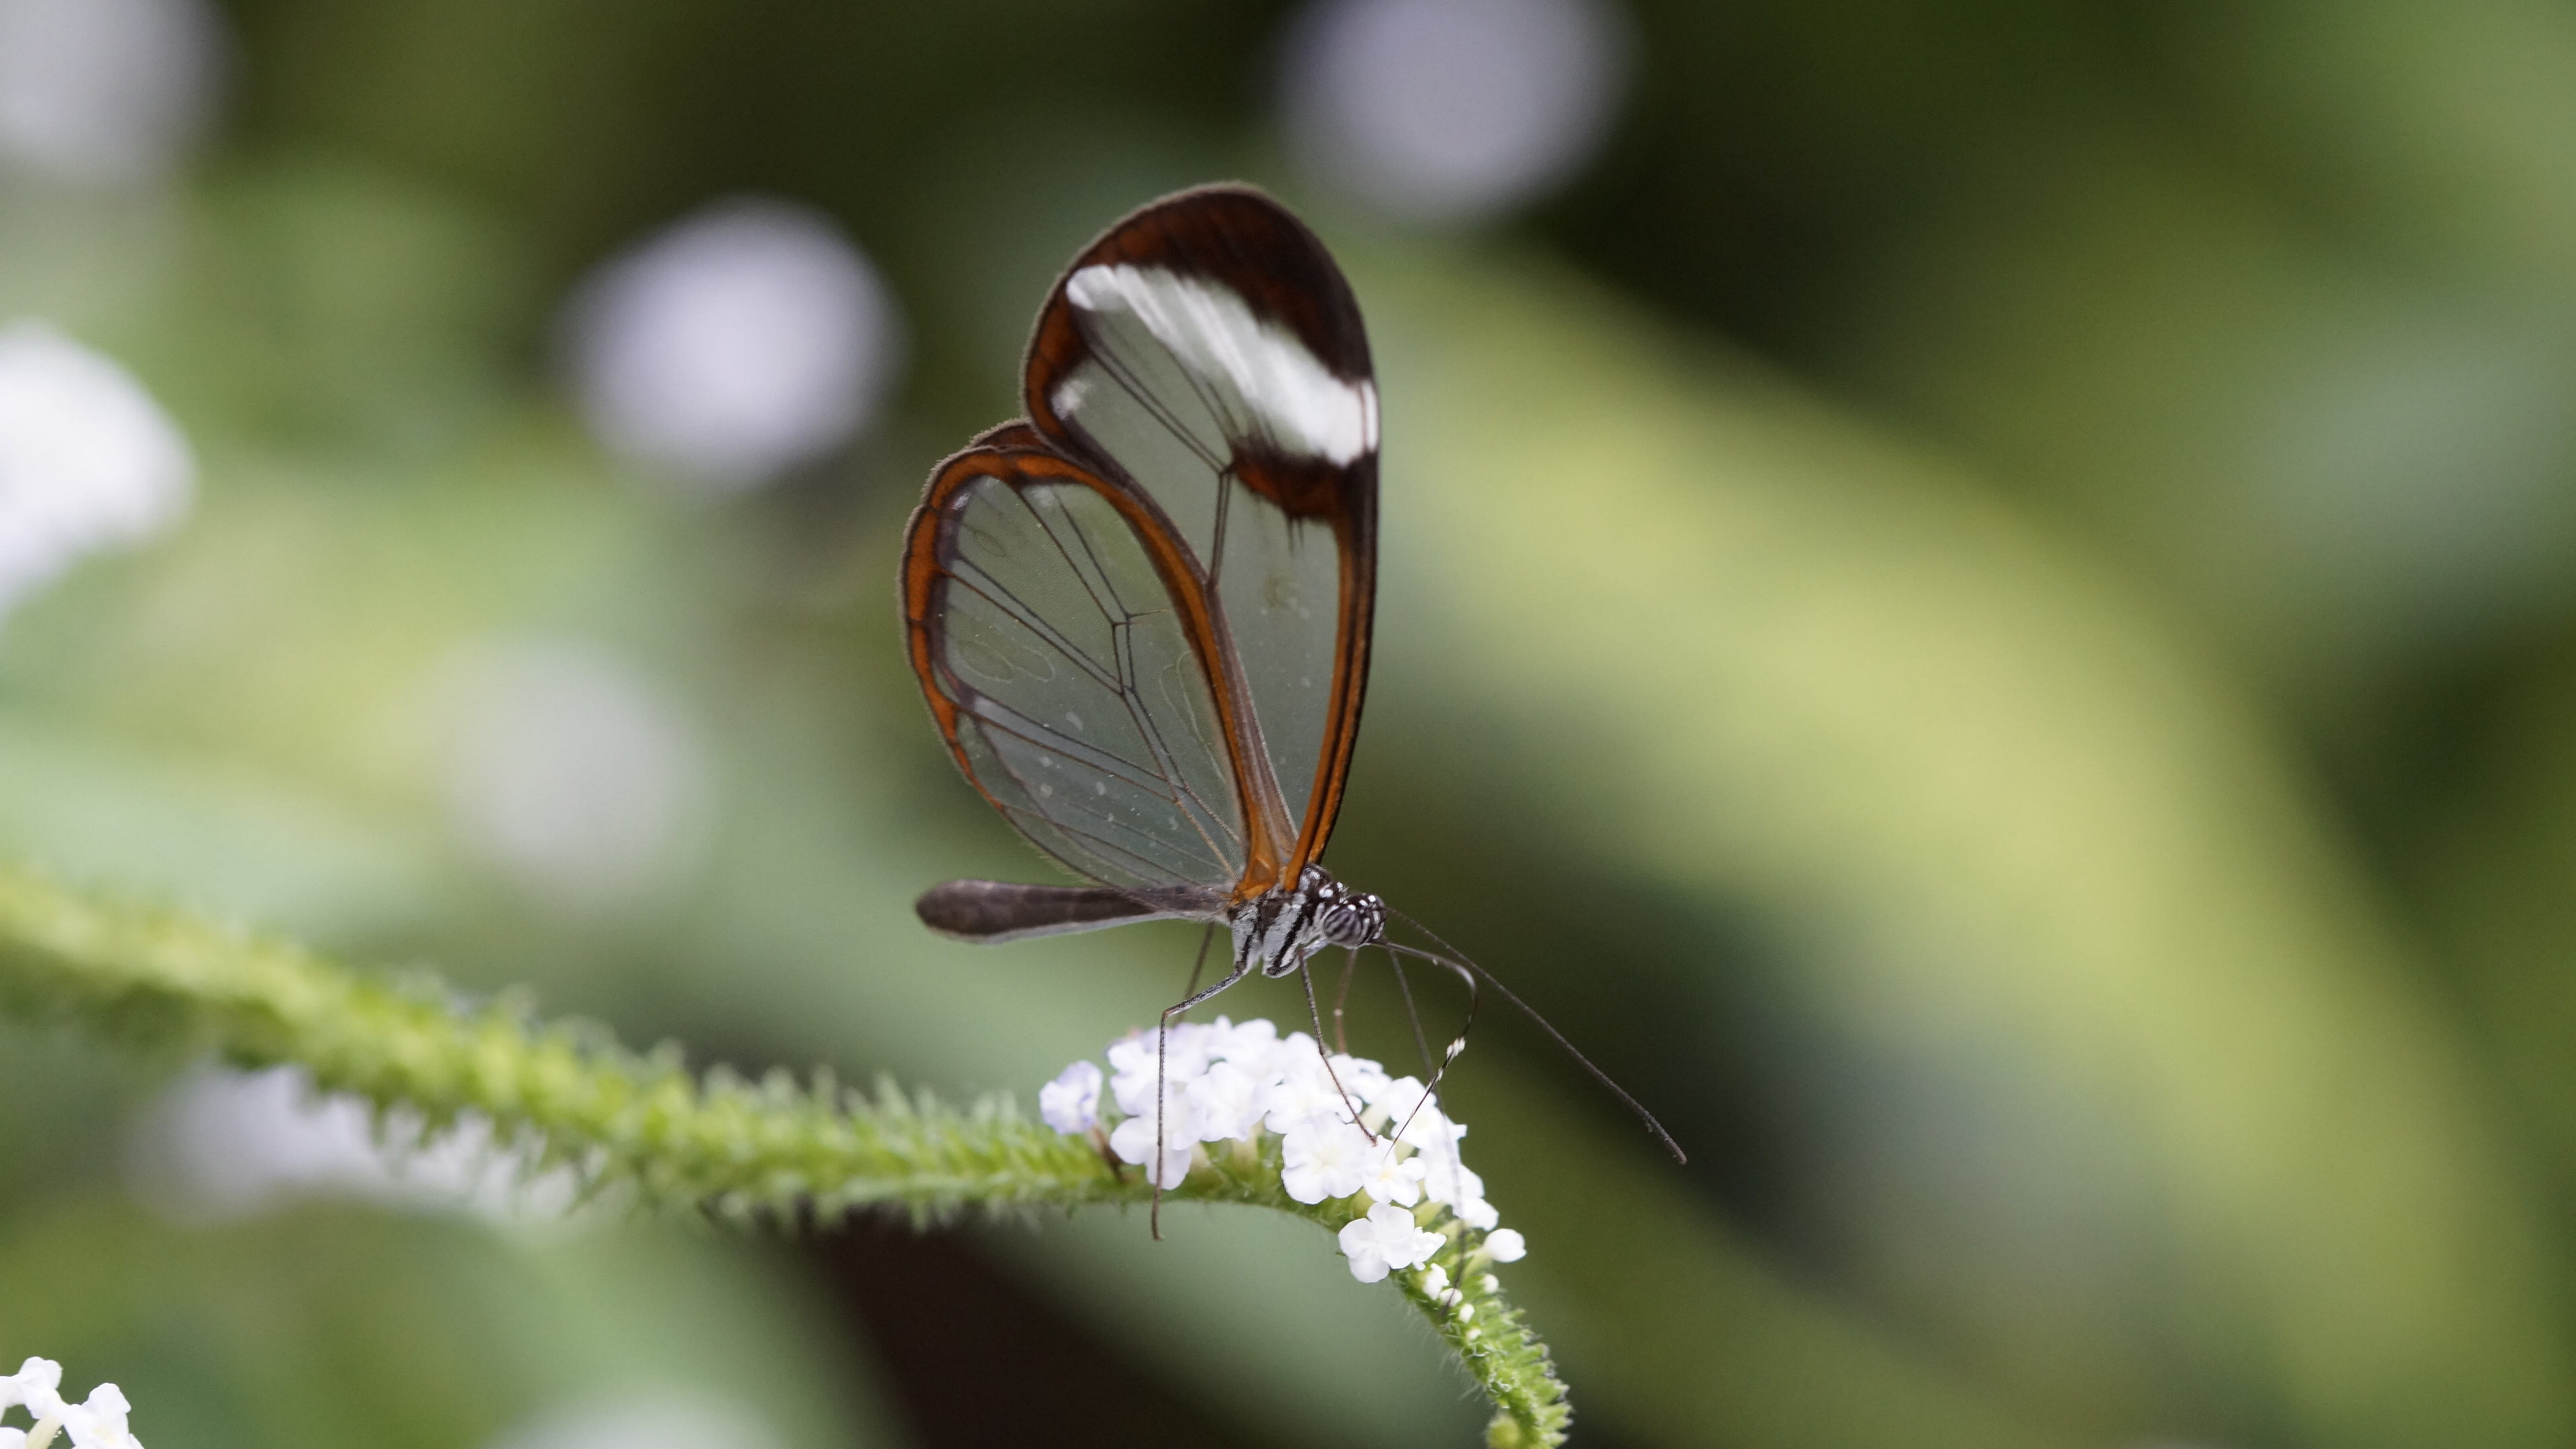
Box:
1065 263 1378 466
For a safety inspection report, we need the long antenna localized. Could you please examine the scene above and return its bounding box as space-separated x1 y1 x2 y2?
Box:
1377 938 1479 1145
1383 908 1687 1165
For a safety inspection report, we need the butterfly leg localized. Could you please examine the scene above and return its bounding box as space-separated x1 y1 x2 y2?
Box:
1301 950 1378 1146
1179 920 1216 1001
1152 927 1252 1240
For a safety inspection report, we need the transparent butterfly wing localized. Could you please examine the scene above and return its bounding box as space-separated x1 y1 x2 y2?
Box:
906 437 1248 896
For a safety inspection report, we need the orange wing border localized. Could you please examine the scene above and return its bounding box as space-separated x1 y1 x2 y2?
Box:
900 434 1305 900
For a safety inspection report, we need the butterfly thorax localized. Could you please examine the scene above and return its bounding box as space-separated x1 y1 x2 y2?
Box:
1232 865 1384 977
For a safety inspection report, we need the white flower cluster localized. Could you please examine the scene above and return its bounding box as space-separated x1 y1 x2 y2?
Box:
0 1357 144 1449
1040 1017 1529 1284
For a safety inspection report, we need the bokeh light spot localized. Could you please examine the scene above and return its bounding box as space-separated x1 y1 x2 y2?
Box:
1279 0 1630 225
564 198 902 491
0 0 222 185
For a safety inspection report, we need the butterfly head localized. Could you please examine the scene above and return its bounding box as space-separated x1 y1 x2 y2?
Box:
1300 865 1386 951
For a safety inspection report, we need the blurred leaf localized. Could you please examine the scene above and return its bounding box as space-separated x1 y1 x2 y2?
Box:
1346 238 2576 1447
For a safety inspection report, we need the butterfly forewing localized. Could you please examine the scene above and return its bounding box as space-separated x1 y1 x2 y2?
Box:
1024 187 1380 881
909 443 1248 894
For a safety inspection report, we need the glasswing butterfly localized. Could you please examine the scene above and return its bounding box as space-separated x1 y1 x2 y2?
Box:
900 185 1678 1207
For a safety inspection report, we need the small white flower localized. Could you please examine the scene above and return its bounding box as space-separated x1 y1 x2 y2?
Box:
1327 1053 1391 1104
1185 1059 1269 1144
1364 1071 1421 1111
1415 1143 1485 1209
1451 1194 1501 1232
0 1365 142 1449
1205 1016 1281 1072
1107 1026 1213 1118
58 1381 140 1449
1483 1228 1527 1263
1357 1140 1426 1208
1104 1034 1154 1115
1479 1273 1501 1293
1415 1263 1450 1298
1106 1113 1194 1190
0 1358 62 1418
1279 1113 1373 1204
1368 1075 1465 1150
1038 1059 1102 1135
1264 1048 1358 1133
1399 1106 1465 1152
1338 1201 1445 1283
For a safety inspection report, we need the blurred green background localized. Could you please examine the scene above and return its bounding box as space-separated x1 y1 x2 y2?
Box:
5 1 2576 1446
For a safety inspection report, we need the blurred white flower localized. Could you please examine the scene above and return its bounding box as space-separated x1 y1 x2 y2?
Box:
437 640 710 913
129 1064 578 1225
486 1391 785 1449
1279 0 1631 224
1038 1059 1103 1134
564 198 902 490
1481 1227 1526 1263
1338 1201 1445 1283
0 0 221 185
0 321 192 619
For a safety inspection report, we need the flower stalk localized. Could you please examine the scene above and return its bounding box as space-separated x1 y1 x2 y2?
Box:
0 865 1572 1446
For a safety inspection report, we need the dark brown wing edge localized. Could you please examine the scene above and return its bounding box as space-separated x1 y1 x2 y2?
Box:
1018 182 1381 874
900 437 1298 899
1023 183 1371 427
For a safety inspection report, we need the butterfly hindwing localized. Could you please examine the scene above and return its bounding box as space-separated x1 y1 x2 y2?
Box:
904 439 1254 896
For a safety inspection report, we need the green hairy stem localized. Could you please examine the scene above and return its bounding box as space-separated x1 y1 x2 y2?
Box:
0 865 1570 1446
